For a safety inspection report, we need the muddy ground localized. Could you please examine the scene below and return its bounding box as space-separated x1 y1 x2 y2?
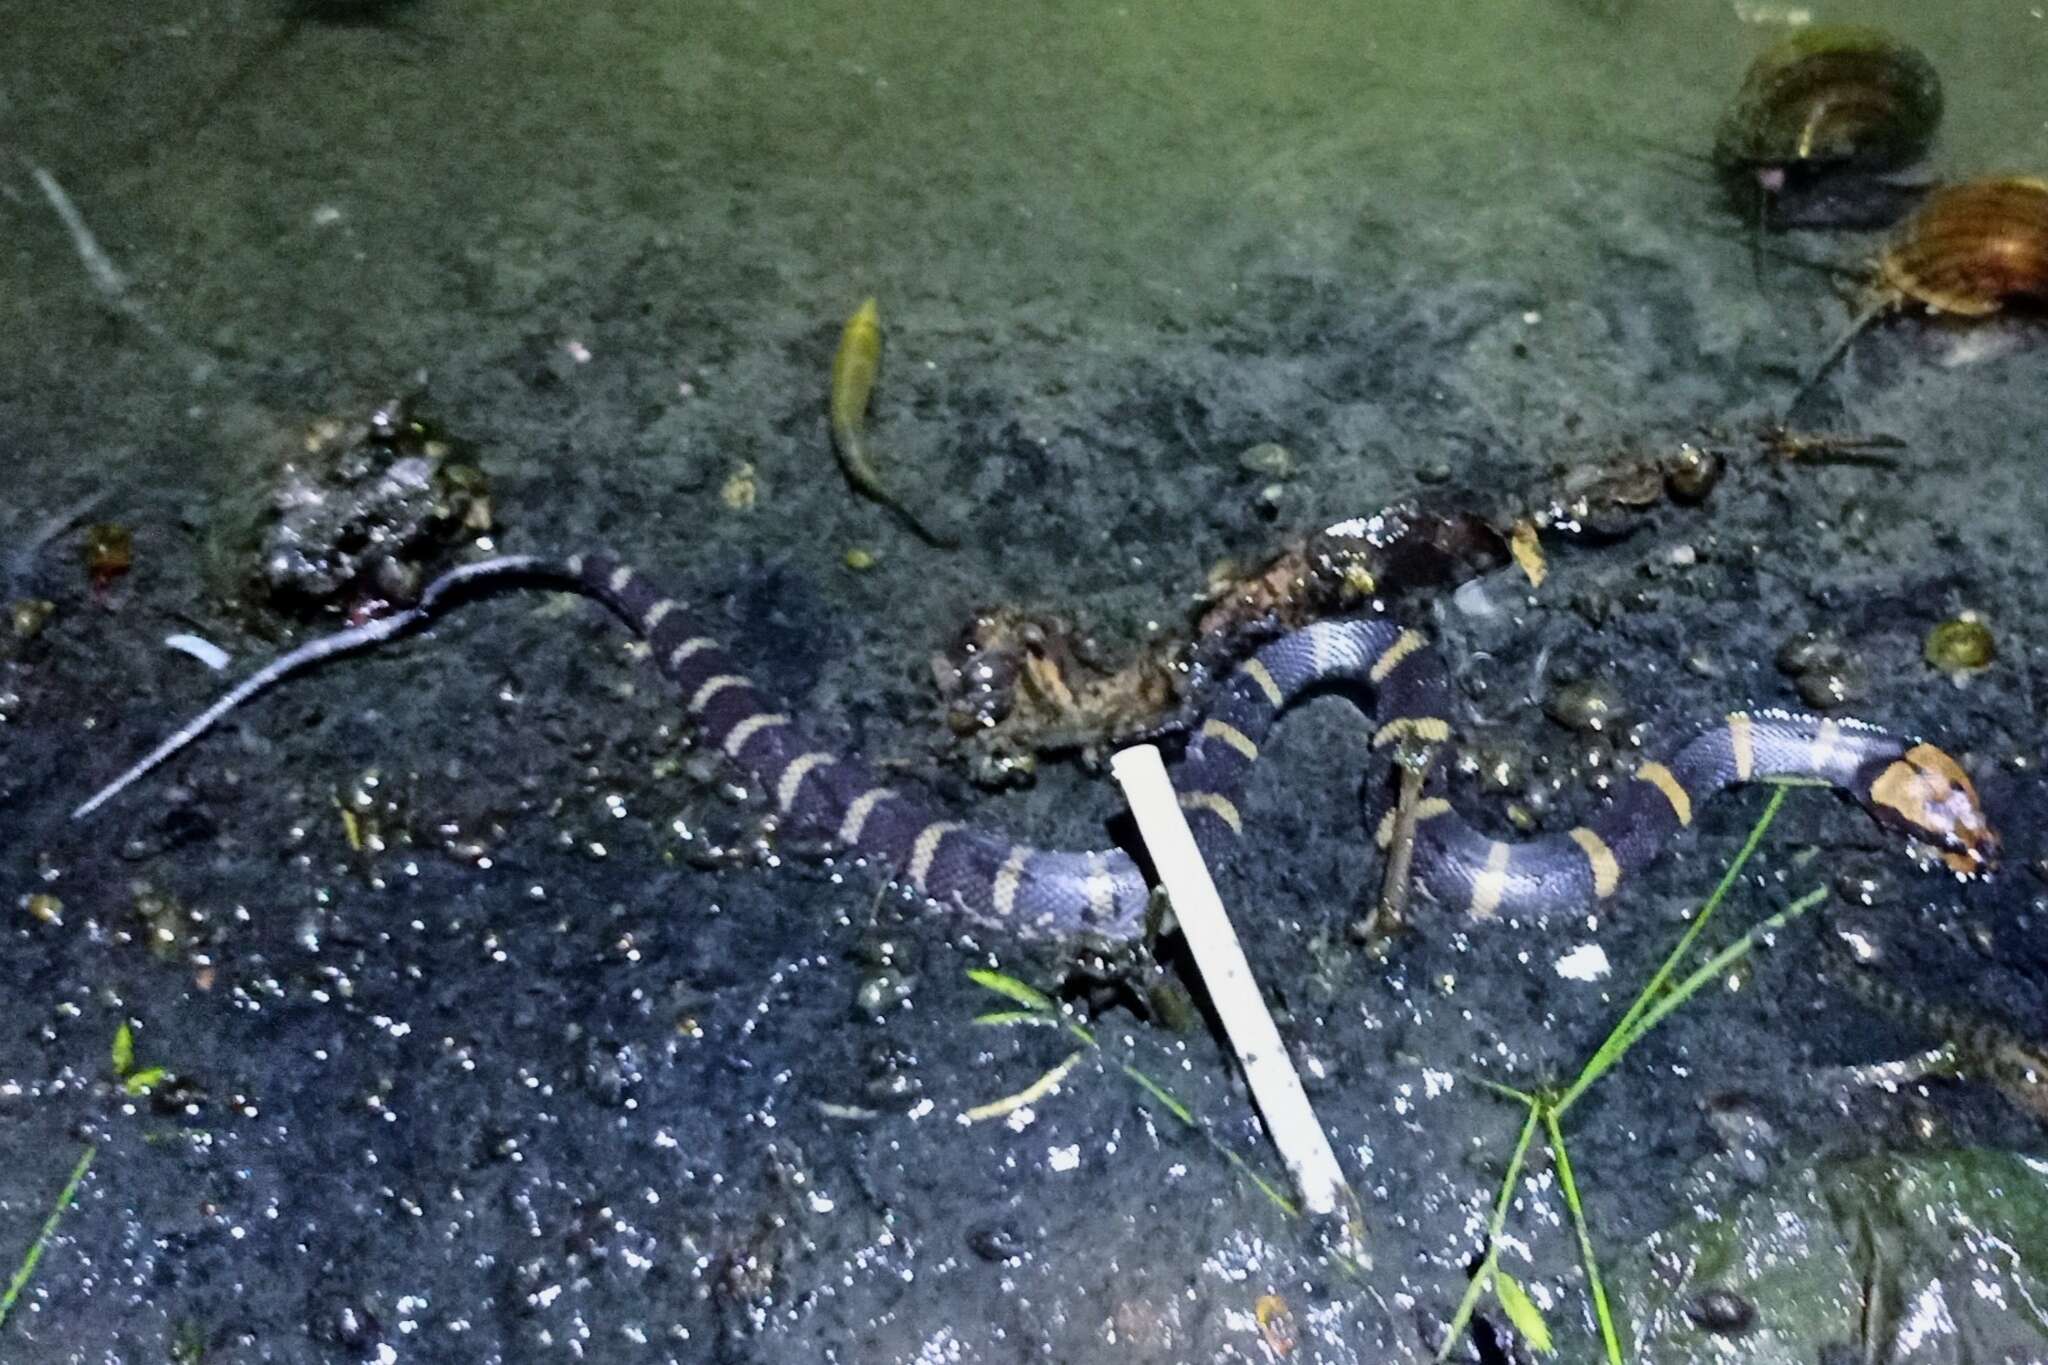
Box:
1 0 2045 1361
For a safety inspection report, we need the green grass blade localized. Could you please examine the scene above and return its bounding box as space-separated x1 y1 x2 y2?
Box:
1608 887 1828 1058
1441 784 1825 1362
1557 788 1792 1116
1218 1148 1298 1217
1544 1109 1622 1364
1117 1062 1197 1125
1438 1104 1543 1362
964 971 1296 1221
1059 1019 1101 1049
122 1067 167 1096
1115 1060 1298 1216
967 968 1054 1013
1462 1071 1540 1105
1609 787 1787 1037
0 1144 96 1333
972 1009 1055 1028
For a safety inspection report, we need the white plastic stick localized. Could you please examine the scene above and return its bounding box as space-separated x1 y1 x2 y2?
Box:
1110 743 1352 1220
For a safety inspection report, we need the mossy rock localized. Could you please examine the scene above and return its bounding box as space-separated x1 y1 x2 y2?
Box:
1614 1148 2048 1363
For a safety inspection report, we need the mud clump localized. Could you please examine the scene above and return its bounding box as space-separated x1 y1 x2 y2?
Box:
257 390 490 616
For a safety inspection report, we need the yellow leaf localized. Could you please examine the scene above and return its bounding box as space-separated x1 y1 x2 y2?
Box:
1510 519 1547 588
962 1049 1086 1124
111 1022 134 1078
1493 1269 1554 1354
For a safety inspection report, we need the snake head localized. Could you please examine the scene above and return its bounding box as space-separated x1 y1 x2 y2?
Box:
1866 743 1998 877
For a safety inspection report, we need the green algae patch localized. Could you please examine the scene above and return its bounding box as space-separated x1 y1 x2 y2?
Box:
1615 1148 2048 1363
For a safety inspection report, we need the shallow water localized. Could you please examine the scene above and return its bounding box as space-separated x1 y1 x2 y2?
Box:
2 1 2045 1360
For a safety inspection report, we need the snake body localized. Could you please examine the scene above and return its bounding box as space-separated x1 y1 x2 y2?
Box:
568 554 1994 939
76 552 1998 940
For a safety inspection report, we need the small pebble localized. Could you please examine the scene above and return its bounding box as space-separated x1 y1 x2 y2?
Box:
83 523 133 587
1236 442 1297 480
863 1068 923 1105
1602 463 1666 510
719 463 758 512
855 970 913 1016
1685 1288 1756 1335
1796 666 1865 710
1545 679 1629 734
1663 443 1723 503
1924 615 1994 672
1833 866 1893 907
1775 630 1843 677
1776 631 1865 709
968 1222 1029 1263
1460 742 1526 794
968 746 1038 791
844 547 876 572
9 599 54 638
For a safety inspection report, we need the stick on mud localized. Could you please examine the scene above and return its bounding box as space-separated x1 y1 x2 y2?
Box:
1110 743 1356 1228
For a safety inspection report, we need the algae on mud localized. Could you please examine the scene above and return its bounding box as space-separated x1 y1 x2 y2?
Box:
1616 1148 2048 1363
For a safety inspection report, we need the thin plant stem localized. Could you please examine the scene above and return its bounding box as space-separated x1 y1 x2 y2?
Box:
1611 788 1787 1042
1442 788 1822 1363
0 1145 95 1332
1544 1109 1623 1365
1436 1106 1543 1363
1607 887 1829 1060
969 974 1301 1219
1462 1072 1538 1106
1556 787 1790 1115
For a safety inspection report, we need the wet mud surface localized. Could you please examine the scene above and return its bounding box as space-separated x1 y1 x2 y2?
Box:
3 1 2047 1360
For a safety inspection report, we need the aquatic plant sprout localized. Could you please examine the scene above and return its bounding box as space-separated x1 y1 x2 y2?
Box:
965 968 1301 1220
1438 783 1828 1364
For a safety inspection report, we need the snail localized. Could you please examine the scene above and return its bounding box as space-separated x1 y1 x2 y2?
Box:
1715 26 1943 233
1789 176 2048 412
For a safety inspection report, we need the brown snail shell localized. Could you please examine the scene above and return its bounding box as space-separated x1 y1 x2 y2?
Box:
1788 176 2048 413
1878 176 2048 317
1716 26 1942 229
